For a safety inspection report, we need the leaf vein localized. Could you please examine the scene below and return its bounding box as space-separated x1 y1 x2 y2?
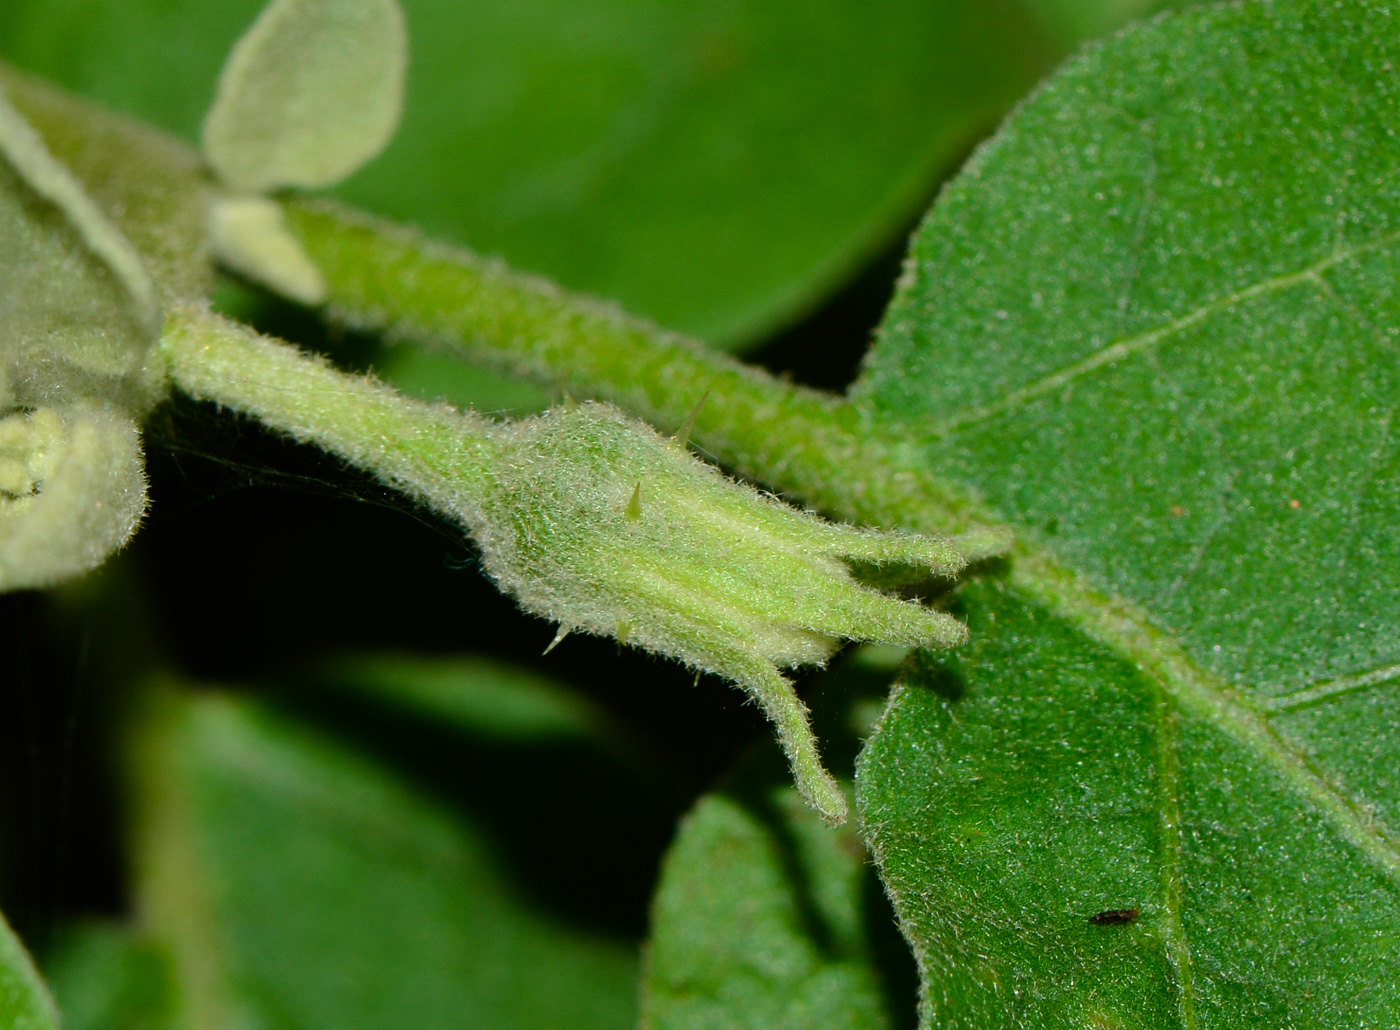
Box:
1011 551 1400 891
1151 690 1198 1029
1264 662 1400 714
933 226 1400 437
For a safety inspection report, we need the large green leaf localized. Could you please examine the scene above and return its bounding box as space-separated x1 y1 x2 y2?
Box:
0 0 1052 348
853 0 1400 1024
0 912 60 1030
131 686 641 1030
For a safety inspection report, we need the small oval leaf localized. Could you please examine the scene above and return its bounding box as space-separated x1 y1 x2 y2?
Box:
202 0 407 193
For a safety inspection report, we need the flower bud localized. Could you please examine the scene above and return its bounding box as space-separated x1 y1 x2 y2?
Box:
0 406 147 590
464 402 995 824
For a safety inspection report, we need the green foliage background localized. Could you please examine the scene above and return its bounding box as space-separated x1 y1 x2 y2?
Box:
9 0 1396 1028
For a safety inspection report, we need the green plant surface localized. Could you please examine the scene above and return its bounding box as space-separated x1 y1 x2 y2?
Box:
315 652 624 744
201 0 406 194
4 0 1398 1024
0 64 211 306
0 83 157 409
42 923 177 1030
130 686 643 1030
853 0 1400 1024
158 305 986 822
641 648 921 1030
0 914 60 1030
642 770 891 1030
0 0 1054 349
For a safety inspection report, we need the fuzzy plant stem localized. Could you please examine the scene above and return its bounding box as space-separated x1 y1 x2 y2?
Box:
159 302 501 514
285 200 973 533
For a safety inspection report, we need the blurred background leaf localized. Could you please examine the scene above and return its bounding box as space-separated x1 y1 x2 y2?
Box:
0 911 60 1030
127 672 662 1030
0 0 1169 356
641 647 916 1030
42 922 177 1030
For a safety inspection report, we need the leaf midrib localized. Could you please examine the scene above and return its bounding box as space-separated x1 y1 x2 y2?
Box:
1151 690 1197 1029
1009 546 1400 891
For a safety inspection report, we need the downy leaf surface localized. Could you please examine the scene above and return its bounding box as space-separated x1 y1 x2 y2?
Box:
202 0 407 193
854 0 1400 1025
0 83 158 410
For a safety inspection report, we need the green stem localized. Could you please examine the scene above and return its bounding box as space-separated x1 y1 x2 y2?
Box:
3 64 978 533
159 303 501 517
286 200 973 532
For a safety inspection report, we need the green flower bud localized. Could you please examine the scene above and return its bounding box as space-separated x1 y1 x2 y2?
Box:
467 402 990 824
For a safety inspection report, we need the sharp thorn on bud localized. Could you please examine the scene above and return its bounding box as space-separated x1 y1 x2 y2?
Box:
543 625 571 655
671 389 710 449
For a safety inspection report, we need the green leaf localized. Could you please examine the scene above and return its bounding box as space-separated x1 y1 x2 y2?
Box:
43 922 177 1030
203 0 407 193
0 912 61 1030
132 686 641 1030
207 195 328 305
0 82 158 410
0 63 213 307
0 0 1054 347
641 757 897 1030
313 651 621 743
642 651 918 1030
854 0 1400 1024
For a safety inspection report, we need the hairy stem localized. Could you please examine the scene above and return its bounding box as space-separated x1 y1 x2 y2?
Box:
286 199 972 531
159 303 501 514
4 63 977 534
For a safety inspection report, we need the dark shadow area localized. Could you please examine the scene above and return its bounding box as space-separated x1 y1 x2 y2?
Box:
900 648 970 704
748 234 911 393
265 679 684 940
0 593 128 950
863 862 922 1030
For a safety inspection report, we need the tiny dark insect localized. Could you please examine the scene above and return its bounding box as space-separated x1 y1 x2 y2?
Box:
1088 908 1139 925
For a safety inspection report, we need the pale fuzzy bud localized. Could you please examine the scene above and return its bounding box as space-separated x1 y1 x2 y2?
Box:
0 406 148 590
462 402 989 824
